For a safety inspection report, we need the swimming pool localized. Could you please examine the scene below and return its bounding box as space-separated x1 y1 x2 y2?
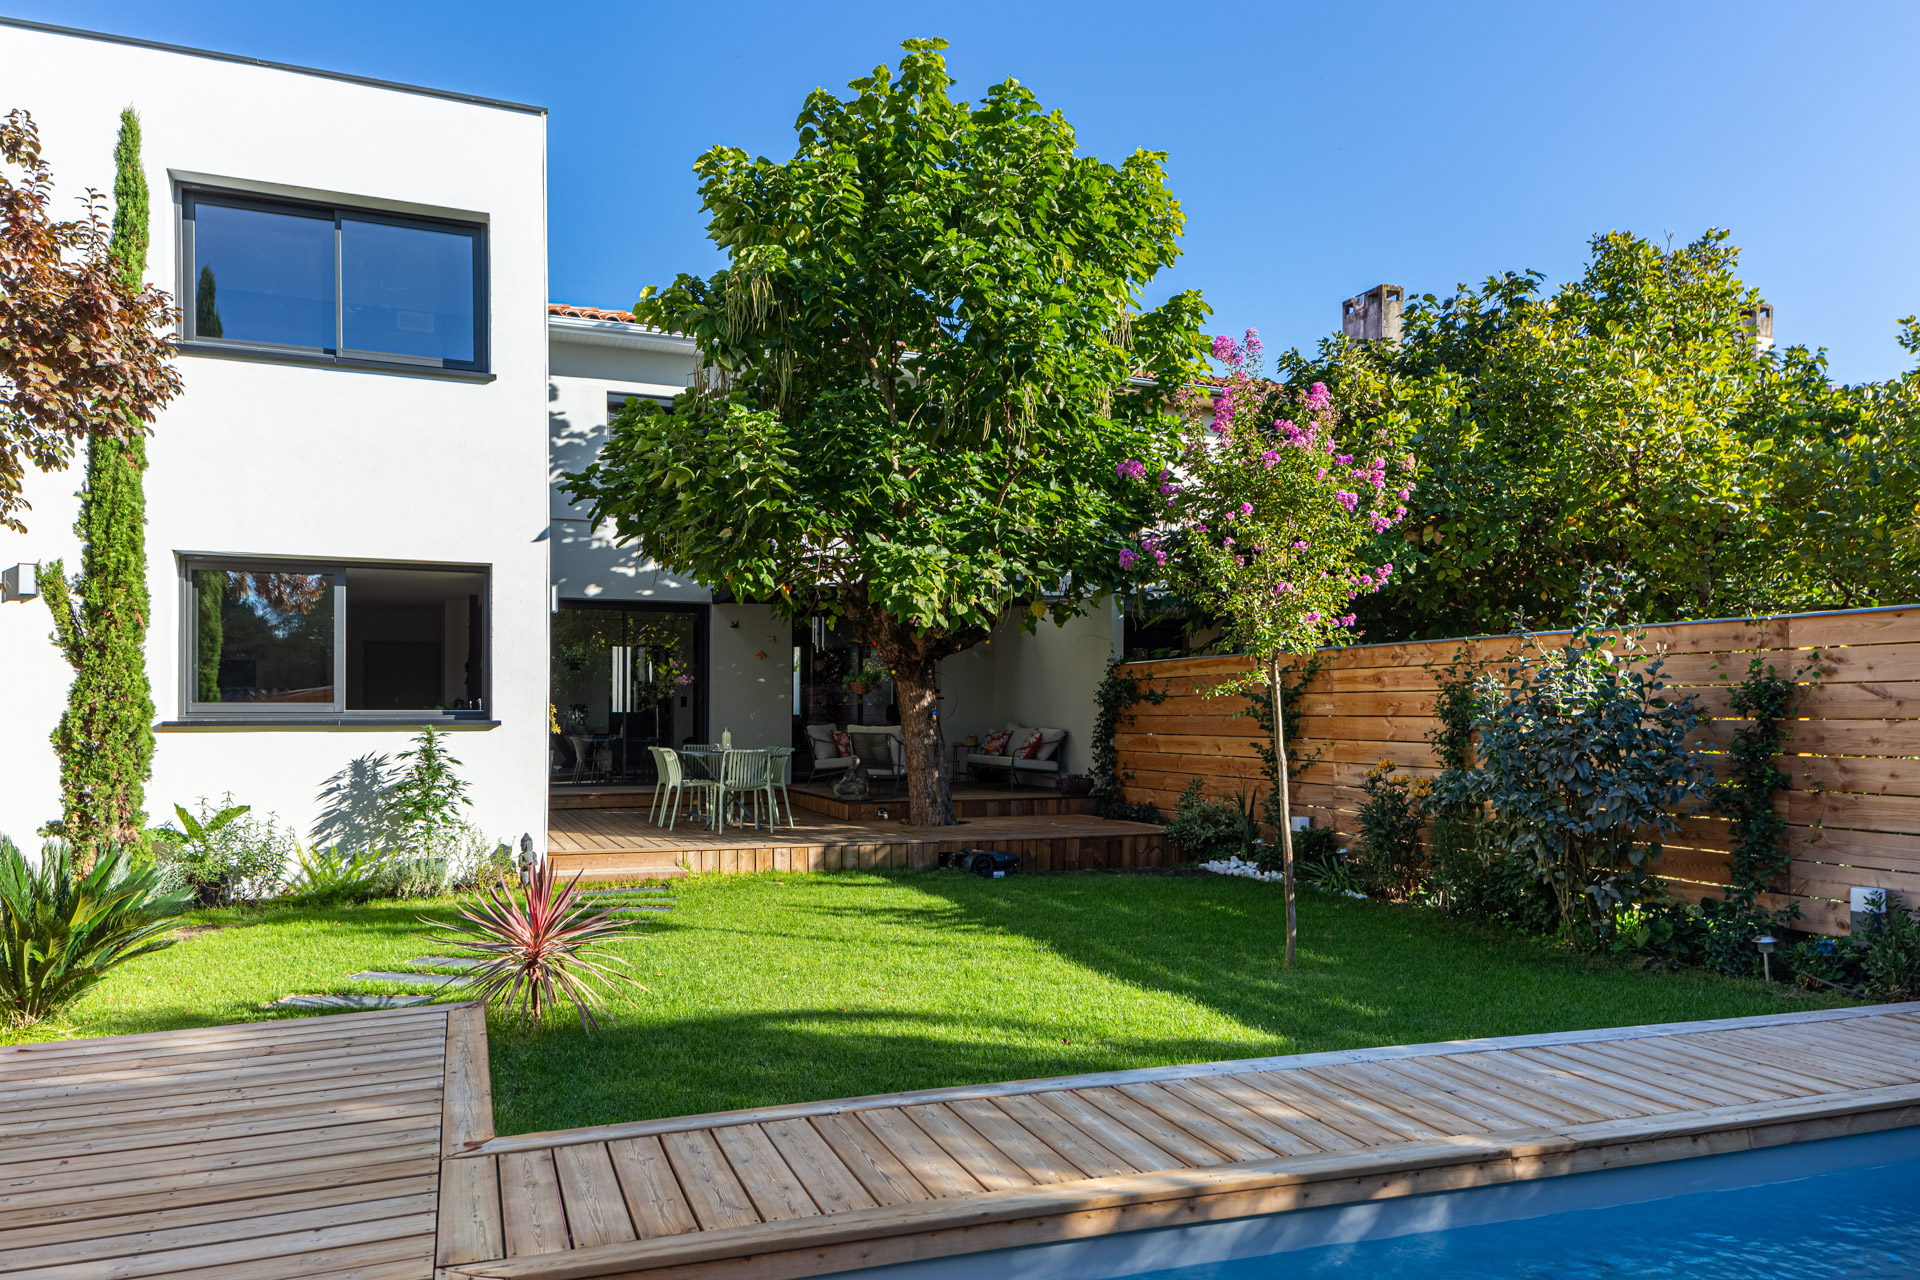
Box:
846 1127 1920 1279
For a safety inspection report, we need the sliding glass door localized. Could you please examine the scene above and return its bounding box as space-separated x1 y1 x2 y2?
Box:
551 603 706 786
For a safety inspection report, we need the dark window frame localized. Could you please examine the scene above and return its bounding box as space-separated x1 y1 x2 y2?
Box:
177 554 493 725
176 185 489 374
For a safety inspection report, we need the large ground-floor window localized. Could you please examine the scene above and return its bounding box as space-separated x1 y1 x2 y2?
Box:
551 602 706 786
181 557 488 720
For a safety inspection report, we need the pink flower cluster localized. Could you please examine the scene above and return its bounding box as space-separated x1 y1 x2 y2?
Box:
1116 459 1147 481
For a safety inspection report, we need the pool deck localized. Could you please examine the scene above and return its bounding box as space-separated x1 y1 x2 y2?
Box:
6 1003 1920 1279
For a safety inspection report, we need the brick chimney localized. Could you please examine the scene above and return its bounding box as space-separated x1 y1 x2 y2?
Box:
1742 302 1775 352
1342 284 1404 347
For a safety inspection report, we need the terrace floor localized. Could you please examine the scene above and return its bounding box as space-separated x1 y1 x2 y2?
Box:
546 786 1171 879
10 1001 1920 1279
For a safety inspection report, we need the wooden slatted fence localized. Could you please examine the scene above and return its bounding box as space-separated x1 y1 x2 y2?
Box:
1114 605 1920 935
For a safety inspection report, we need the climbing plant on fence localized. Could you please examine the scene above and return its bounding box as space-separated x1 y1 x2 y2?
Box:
1691 656 1812 974
1090 660 1166 822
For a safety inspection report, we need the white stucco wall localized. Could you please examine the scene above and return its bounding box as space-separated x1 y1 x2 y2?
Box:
548 328 704 603
709 604 793 750
0 25 550 852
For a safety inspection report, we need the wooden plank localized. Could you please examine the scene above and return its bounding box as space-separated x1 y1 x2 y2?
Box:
1249 1069 1445 1145
0 1218 438 1280
438 1155 505 1267
712 1124 820 1221
942 1099 1086 1185
900 1104 1036 1192
855 1109 984 1199
1365 1058 1568 1130
552 1142 639 1248
0 1006 449 1064
1508 1045 1737 1112
806 1115 933 1208
662 1129 762 1230
442 1003 494 1156
605 1136 701 1240
498 1149 569 1258
1184 1074 1364 1153
0 1087 447 1159
1314 1062 1501 1135
1415 1054 1625 1123
1029 1090 1181 1174
1570 1039 1782 1105
761 1119 880 1213
1112 1082 1278 1162
2 1110 443 1180
988 1093 1139 1179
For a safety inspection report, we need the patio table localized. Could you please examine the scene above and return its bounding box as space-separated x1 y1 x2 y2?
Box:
676 746 786 834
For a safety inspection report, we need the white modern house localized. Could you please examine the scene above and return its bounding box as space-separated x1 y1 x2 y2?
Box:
0 19 1120 853
0 19 550 849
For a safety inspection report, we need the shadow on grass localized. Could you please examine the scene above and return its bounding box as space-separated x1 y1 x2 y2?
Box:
486 1003 1280 1136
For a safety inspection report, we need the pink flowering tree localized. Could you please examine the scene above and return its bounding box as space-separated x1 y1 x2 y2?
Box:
1119 329 1414 965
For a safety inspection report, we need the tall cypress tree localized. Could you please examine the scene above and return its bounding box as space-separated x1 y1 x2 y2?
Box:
43 107 157 869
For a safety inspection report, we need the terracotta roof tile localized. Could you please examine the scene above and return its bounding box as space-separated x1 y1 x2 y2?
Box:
548 302 638 322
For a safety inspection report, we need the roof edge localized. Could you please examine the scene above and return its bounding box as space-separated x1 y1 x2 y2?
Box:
0 16 547 116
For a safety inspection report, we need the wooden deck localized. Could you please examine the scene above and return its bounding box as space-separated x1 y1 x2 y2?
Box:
547 806 1172 880
0 1002 492 1280
14 1002 1920 1280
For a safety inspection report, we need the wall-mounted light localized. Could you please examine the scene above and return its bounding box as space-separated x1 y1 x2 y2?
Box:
1 563 37 602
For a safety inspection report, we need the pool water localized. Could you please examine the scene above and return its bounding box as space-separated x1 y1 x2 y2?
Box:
848 1128 1920 1280
1136 1133 1920 1279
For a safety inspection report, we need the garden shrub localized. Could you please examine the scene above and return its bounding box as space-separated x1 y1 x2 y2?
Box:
153 797 293 907
1860 893 1920 1000
1443 575 1711 943
1 835 191 1026
1785 933 1863 992
1352 762 1429 900
1164 779 1257 862
287 844 385 907
386 727 473 857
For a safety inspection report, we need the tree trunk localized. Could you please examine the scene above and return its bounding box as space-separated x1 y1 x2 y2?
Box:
891 658 952 827
838 582 987 829
1269 655 1297 969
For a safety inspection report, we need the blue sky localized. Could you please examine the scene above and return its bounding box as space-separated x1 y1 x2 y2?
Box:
12 1 1920 383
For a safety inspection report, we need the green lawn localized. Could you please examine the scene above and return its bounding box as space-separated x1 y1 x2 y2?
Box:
20 870 1845 1135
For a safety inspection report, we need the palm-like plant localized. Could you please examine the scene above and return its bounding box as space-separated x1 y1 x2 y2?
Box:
1 838 193 1026
419 859 641 1032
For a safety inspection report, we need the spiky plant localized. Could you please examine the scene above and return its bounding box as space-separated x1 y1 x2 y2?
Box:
0 837 192 1026
420 859 641 1032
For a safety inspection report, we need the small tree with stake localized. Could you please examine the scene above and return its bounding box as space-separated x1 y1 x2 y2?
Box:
1134 331 1413 965
565 40 1207 826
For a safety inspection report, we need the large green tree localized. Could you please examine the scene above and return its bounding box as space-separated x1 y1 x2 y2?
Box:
42 109 162 867
1281 230 1920 638
566 40 1208 825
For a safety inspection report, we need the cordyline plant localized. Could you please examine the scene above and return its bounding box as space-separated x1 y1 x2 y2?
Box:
1124 329 1414 965
420 859 641 1032
0 109 180 532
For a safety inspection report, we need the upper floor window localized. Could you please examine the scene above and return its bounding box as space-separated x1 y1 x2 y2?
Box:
182 188 487 372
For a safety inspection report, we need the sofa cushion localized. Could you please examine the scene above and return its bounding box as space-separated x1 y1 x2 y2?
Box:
829 729 851 758
979 728 1014 756
1014 728 1046 760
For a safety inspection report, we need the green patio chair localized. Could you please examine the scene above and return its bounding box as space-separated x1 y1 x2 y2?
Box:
654 747 718 832
722 749 785 832
768 747 796 828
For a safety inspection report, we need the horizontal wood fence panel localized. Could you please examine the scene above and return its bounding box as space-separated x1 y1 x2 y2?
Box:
1113 605 1920 936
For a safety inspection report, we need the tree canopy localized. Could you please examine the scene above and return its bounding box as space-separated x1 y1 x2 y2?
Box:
0 109 179 533
1279 230 1920 639
566 39 1209 824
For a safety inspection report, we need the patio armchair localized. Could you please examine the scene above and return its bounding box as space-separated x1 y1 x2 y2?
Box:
847 728 907 799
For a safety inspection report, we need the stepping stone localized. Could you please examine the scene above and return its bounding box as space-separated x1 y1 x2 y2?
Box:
347 970 468 987
268 994 436 1010
405 956 484 970
606 906 673 914
581 890 674 899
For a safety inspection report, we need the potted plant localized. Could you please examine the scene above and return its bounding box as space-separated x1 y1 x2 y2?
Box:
1058 772 1094 797
845 652 889 696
